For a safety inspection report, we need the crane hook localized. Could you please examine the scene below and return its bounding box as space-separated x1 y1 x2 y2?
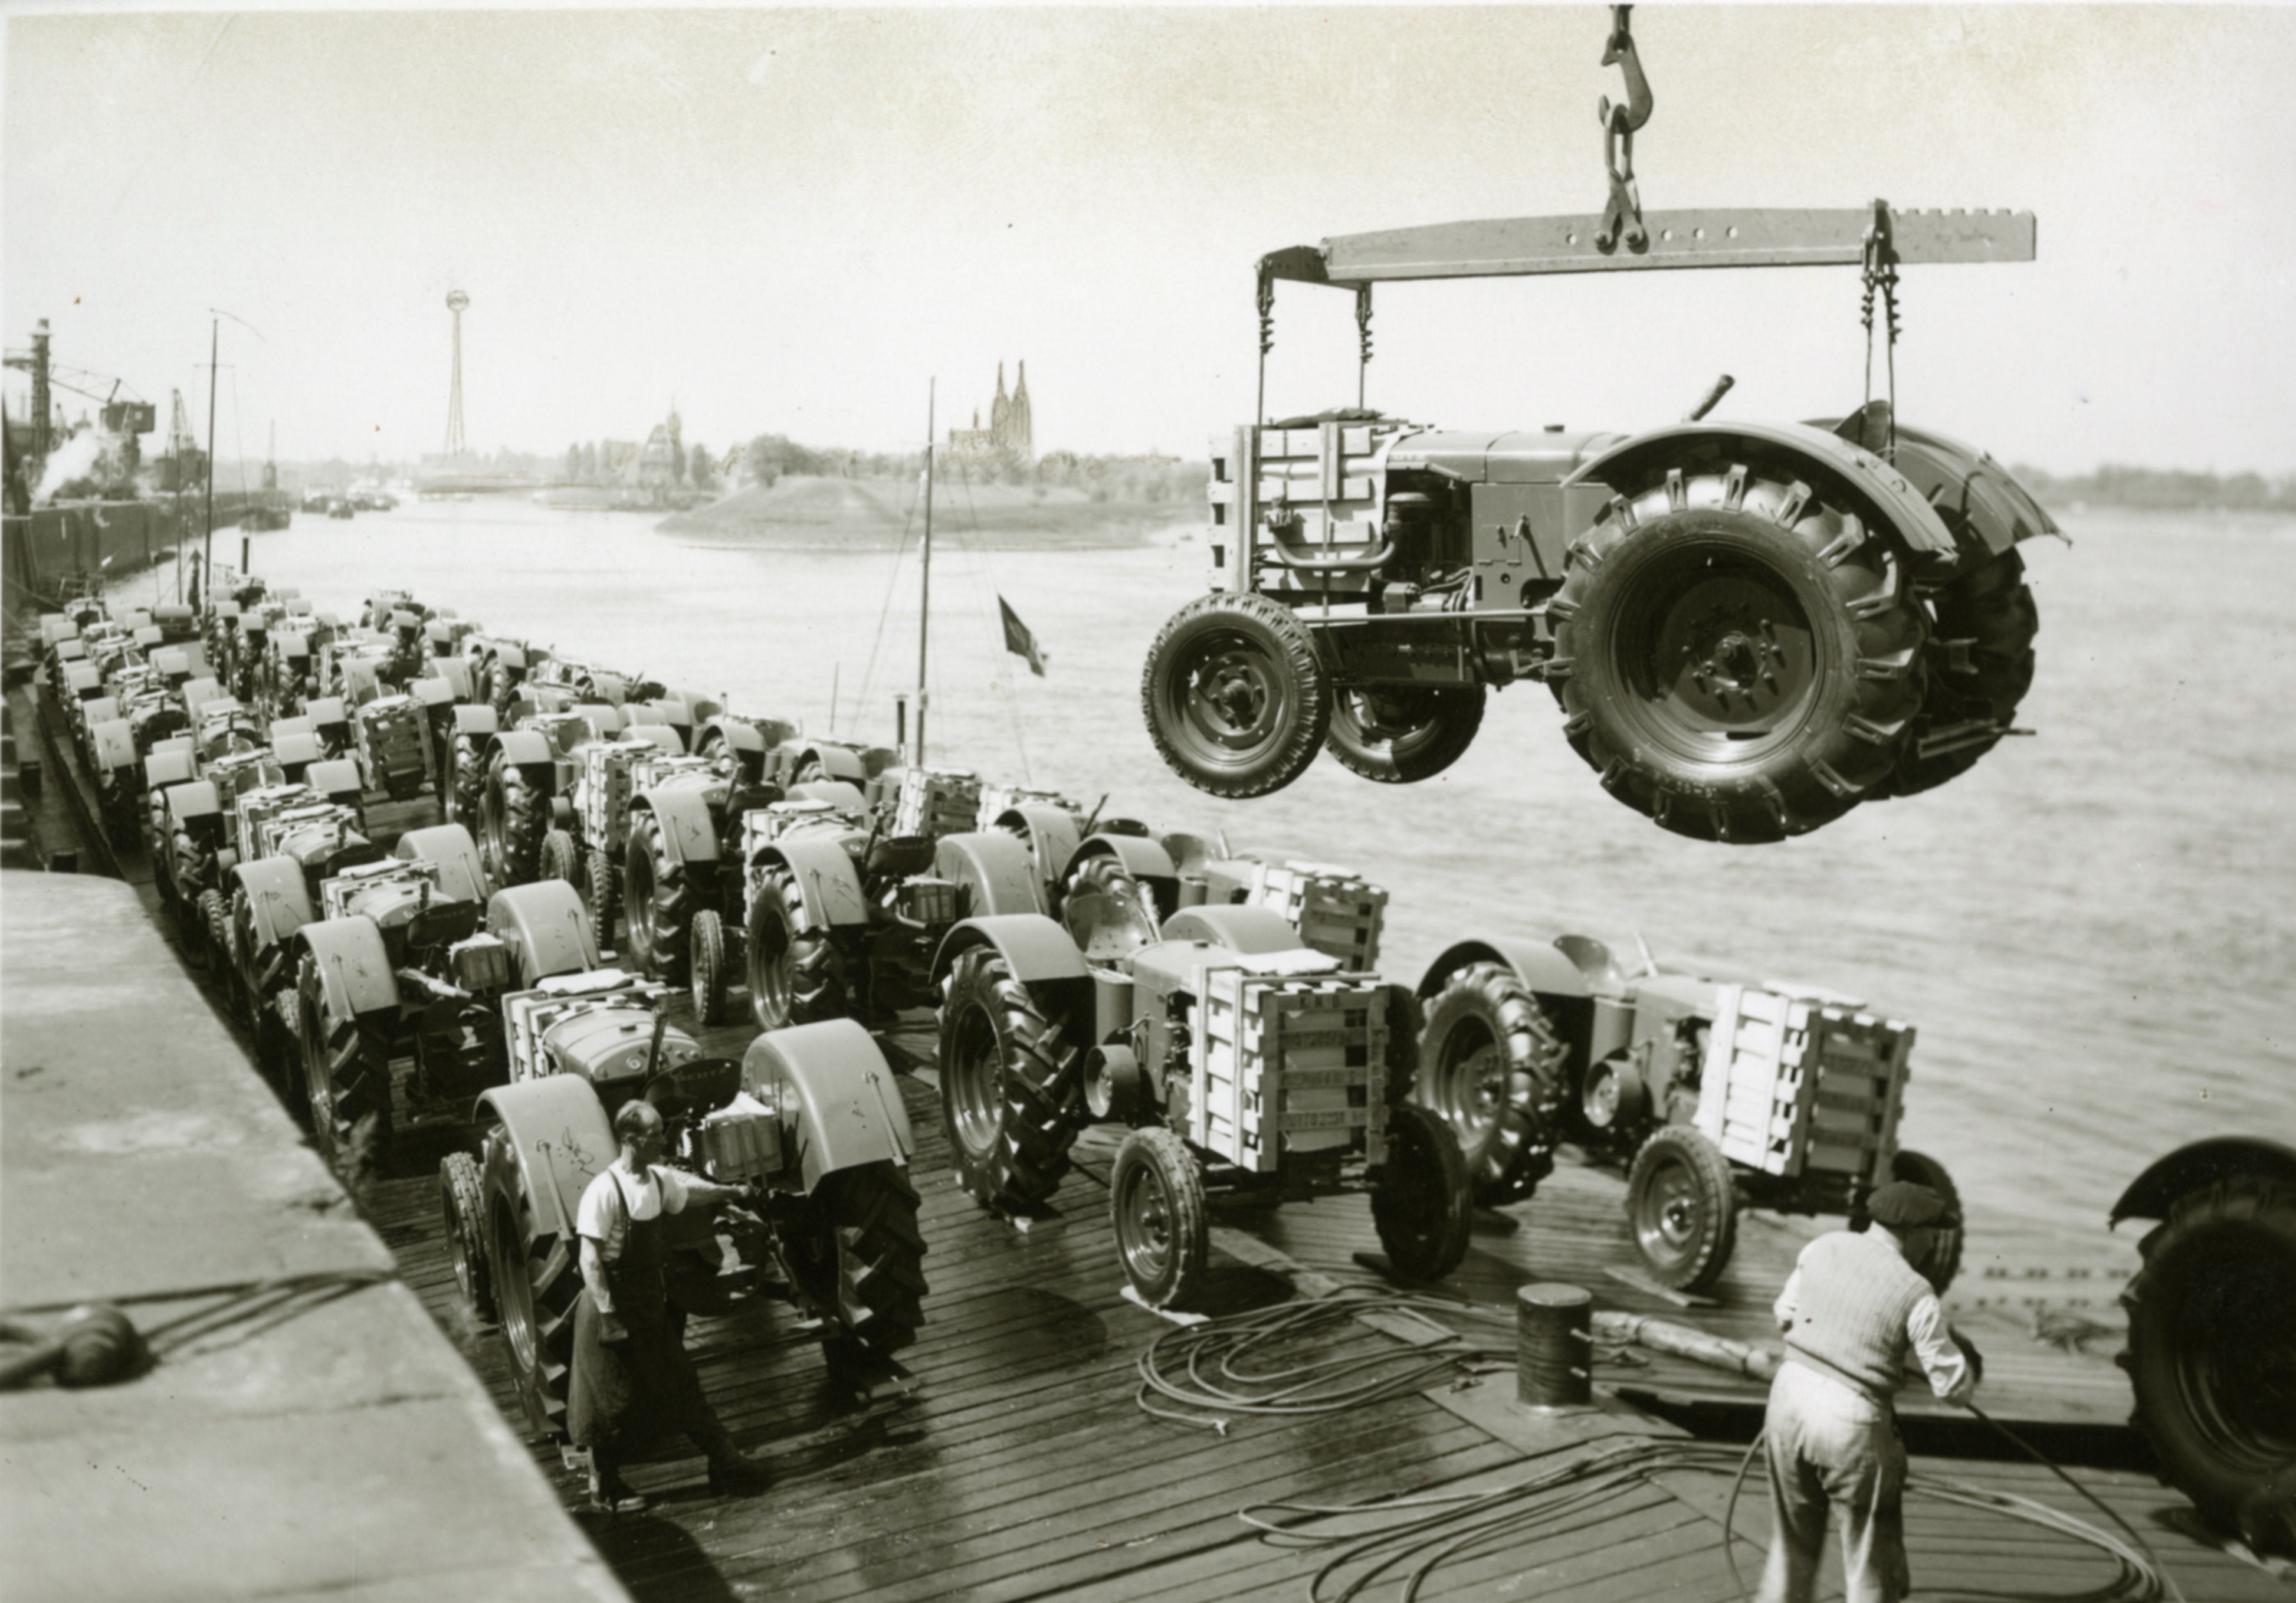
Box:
1596 6 1655 253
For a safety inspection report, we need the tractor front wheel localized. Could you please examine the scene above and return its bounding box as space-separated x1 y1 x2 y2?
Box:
441 1152 495 1323
1325 686 1487 785
538 828 579 889
1141 593 1331 799
1371 1104 1472 1284
1549 464 1926 843
938 947 1080 1213
448 731 487 826
690 908 729 1025
745 867 847 1030
1412 963 1565 1207
783 1161 930 1363
585 847 620 955
1626 1126 1739 1294
2120 1176 2296 1559
1111 1127 1209 1310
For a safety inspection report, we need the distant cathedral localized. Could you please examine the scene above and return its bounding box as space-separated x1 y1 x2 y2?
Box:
945 360 1032 465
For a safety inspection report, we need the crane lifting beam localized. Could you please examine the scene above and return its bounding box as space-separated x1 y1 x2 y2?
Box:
1261 206 2035 289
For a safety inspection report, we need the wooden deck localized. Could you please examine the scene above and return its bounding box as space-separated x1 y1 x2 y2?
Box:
24 684 2291 1601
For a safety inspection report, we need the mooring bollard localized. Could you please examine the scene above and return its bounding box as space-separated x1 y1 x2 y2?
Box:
1516 1282 1593 1408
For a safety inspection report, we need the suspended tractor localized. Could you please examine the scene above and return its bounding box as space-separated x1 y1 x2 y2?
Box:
933 899 1468 1310
444 978 929 1437
284 865 580 1171
740 771 1046 1035
2110 1139 2296 1561
1406 930 1953 1296
1140 185 2052 843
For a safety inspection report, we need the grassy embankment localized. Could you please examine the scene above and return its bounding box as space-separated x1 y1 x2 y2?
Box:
657 475 1193 550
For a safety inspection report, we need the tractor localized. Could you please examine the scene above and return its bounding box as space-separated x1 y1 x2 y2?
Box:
467 704 670 890
933 894 1468 1310
1406 930 1952 1296
218 789 386 1073
284 863 578 1171
442 968 929 1439
1138 27 2051 845
2111 1139 2296 1561
739 772 1045 1036
464 633 552 720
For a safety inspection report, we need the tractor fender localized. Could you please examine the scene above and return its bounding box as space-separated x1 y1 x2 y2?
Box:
488 728 557 779
90 719 137 776
434 657 475 701
181 676 224 714
232 857 318 953
1417 936 1612 1002
167 781 222 825
587 673 628 706
751 837 868 930
997 804 1083 893
411 678 454 710
569 702 620 737
743 1018 914 1193
670 687 726 723
1819 419 2061 560
493 644 530 673
1069 832 1179 890
550 795 576 830
788 779 868 813
1156 904 1303 954
1566 421 1960 562
701 716 765 757
625 724 684 755
394 823 488 905
451 703 499 737
84 696 120 728
933 830 1046 919
146 750 198 791
930 912 1090 990
62 661 103 698
2110 1139 2296 1227
293 915 401 1021
632 788 721 867
799 743 867 784
476 1076 616 1247
487 878 601 985
307 760 363 808
268 716 314 739
271 730 323 775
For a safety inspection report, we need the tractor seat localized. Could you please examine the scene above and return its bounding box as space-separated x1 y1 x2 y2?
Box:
865 835 936 879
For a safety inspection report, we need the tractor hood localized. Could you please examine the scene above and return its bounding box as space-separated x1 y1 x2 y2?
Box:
1383 427 1629 486
545 1004 701 1085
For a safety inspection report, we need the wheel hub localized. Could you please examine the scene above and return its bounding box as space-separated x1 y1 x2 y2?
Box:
1644 571 1816 735
1183 642 1282 750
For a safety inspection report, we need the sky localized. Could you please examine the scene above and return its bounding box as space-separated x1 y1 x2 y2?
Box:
6 4 2295 476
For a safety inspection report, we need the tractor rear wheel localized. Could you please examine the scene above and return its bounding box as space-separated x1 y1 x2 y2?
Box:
1626 1126 1739 1293
746 867 847 1030
1111 1127 1209 1310
1850 1149 1965 1293
1142 593 1331 799
783 1161 929 1362
1549 464 1926 843
448 731 487 826
1372 1104 1472 1284
1876 548 2039 798
622 812 694 985
487 1156 579 1438
938 947 1081 1212
485 660 519 722
538 828 579 889
481 753 548 889
294 956 393 1176
1325 686 1487 785
690 908 729 1025
2120 1176 2296 1559
441 1152 495 1323
1412 963 1565 1207
199 889 236 1014
585 847 621 955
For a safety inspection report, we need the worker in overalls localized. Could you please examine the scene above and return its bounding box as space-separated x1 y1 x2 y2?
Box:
1757 1181 1981 1603
571 1098 769 1513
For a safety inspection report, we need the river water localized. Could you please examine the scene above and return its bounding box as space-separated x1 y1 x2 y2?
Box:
198 493 2292 1239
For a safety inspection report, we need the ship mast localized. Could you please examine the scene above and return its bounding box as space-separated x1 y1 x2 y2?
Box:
914 378 935 767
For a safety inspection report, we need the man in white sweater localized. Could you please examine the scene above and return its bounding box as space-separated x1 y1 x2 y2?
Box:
1759 1180 1980 1603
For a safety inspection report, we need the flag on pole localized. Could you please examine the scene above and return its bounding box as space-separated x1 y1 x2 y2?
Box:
998 594 1047 677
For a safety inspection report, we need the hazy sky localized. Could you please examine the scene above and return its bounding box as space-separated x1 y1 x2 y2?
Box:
7 5 2295 475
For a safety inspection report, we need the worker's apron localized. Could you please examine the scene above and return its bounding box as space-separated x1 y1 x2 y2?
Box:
568 1169 714 1453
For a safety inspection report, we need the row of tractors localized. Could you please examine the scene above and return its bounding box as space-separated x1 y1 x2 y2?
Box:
35 575 2286 1559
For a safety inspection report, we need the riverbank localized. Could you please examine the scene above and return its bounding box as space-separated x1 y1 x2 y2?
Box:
658 474 1191 549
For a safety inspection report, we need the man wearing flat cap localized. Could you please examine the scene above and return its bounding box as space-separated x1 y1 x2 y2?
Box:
1757 1179 1980 1603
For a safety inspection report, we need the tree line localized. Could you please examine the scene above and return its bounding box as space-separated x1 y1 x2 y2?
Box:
2010 463 2296 513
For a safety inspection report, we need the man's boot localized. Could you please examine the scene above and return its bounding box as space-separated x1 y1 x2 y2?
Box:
587 1448 648 1515
694 1422 770 1494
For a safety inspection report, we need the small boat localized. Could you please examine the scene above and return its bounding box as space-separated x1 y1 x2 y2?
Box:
326 499 355 521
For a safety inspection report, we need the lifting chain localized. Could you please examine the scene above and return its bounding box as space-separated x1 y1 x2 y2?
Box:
1353 284 1374 408
1860 198 1903 455
1596 5 1654 253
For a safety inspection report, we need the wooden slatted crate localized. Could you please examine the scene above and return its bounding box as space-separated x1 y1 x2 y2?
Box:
1192 970 1383 1173
895 766 980 840
1246 860 1387 971
1697 985 1915 1179
1207 421 1404 594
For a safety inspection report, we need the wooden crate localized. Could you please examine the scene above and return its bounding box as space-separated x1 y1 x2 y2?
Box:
1206 421 1407 595
1191 970 1384 1173
895 766 981 840
975 784 1080 830
1696 985 1915 1180
1246 860 1387 971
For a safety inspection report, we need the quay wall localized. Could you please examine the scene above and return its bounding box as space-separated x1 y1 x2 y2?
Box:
0 871 627 1603
3 494 277 605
